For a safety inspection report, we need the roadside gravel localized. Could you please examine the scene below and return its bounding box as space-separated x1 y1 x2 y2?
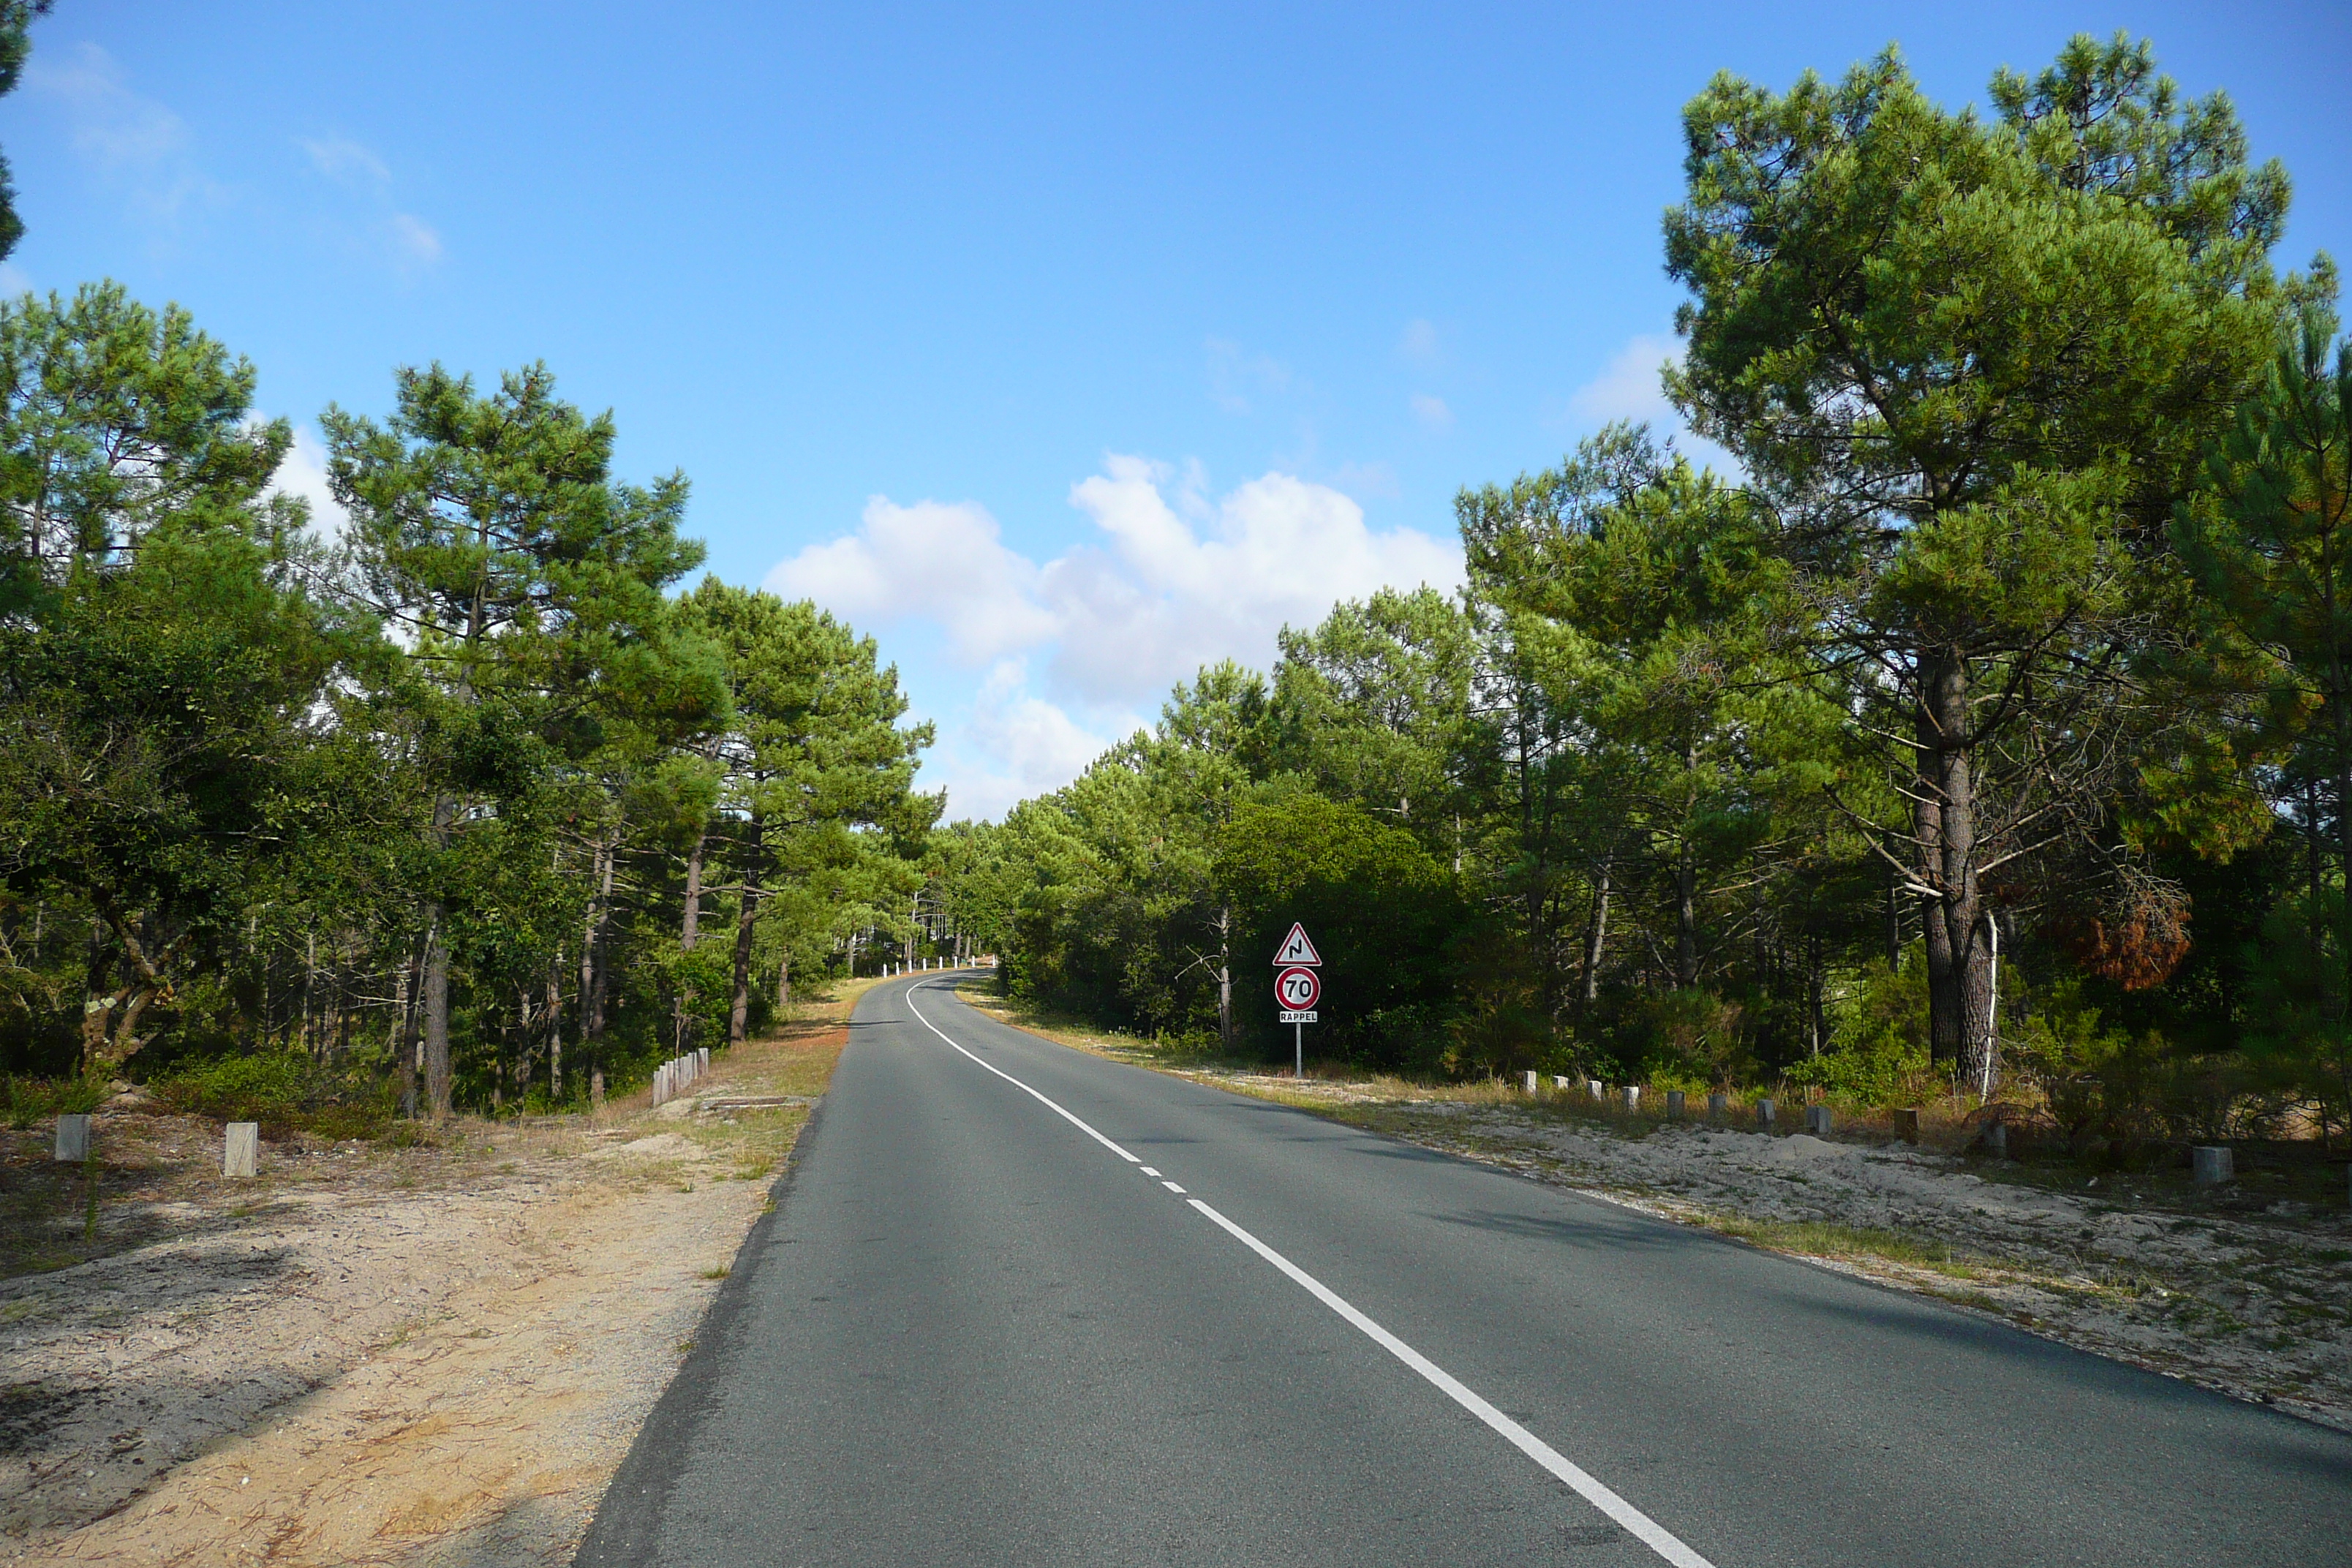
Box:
1 1000 853 1567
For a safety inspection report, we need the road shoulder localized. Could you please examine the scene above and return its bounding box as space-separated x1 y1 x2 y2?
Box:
4 990 865 1567
958 987 2352 1436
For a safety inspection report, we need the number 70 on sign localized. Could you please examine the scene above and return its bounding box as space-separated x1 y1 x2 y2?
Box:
1277 965 1319 1021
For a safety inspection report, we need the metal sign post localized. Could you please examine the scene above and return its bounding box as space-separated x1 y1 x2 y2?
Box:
1273 924 1322 1077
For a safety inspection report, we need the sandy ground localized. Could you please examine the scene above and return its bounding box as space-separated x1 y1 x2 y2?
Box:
1 995 856 1567
972 1003 2352 1437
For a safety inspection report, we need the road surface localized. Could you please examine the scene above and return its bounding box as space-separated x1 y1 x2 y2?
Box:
577 973 2352 1566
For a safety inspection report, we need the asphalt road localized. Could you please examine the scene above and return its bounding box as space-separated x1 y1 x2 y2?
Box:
577 974 2352 1567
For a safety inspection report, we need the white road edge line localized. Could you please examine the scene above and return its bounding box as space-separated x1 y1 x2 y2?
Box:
903 980 1716 1568
1186 1197 1715 1568
905 984 1139 1163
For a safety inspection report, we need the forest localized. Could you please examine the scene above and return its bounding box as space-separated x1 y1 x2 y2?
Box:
938 36 2352 1153
4 31 2350 1156
0 304 957 1121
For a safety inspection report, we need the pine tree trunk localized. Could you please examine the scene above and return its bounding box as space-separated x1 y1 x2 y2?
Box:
546 962 564 1099
731 813 764 1046
676 828 706 1054
1917 647 1994 1091
730 884 758 1046
681 831 706 949
586 837 614 1041
394 953 418 1119
423 905 452 1119
1674 838 1698 990
1885 871 1903 970
1216 903 1234 1049
1580 854 1611 1006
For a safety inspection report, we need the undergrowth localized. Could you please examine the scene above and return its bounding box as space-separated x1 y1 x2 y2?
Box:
149 1052 397 1140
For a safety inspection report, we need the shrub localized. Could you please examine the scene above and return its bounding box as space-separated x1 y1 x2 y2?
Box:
1 1073 108 1129
151 1052 395 1139
1784 962 1933 1107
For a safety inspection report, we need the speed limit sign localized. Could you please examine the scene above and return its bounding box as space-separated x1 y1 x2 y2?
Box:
1276 965 1320 1019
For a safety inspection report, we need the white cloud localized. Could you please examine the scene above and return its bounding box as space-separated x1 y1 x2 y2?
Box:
302 136 392 186
1326 458 1400 500
1564 333 1739 474
769 496 1058 663
928 661 1140 822
388 211 442 265
1048 456 1460 703
30 43 220 230
1409 393 1452 431
768 457 1464 818
297 133 442 274
1398 317 1441 363
0 262 30 298
268 424 349 541
1205 337 1292 415
1569 333 1681 426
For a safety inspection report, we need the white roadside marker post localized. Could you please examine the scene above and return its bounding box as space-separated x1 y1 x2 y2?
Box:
2193 1146 2234 1186
54 1113 89 1164
1756 1098 1776 1133
224 1122 258 1178
1667 1090 1686 1120
1707 1092 1727 1121
1524 1071 1539 1095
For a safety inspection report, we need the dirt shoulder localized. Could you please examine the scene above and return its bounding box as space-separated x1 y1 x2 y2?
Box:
3 982 871 1567
966 995 2352 1436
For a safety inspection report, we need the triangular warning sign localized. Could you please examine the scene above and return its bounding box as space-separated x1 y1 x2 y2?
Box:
1272 923 1322 967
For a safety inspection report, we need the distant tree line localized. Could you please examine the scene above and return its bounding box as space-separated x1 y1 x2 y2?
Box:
942 37 2352 1150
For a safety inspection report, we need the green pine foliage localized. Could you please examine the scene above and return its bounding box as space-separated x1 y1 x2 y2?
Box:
944 34 2352 1154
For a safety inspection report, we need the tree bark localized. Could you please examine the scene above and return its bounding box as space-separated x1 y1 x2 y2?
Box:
1580 853 1611 1006
1917 647 1995 1091
730 811 764 1047
394 952 418 1119
728 889 758 1045
676 827 706 1055
1215 902 1234 1049
681 829 706 949
423 905 452 1118
1885 870 1903 970
1673 837 1698 990
546 961 564 1099
585 836 614 1041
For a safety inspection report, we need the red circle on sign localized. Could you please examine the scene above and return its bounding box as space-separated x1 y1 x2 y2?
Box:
1276 966 1321 1009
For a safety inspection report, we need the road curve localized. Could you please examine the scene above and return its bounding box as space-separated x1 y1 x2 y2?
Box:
576 973 2352 1567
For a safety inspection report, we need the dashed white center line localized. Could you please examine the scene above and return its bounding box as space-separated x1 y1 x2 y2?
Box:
902 980 1716 1568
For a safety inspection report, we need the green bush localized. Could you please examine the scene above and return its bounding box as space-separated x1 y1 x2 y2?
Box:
1628 988 1751 1088
152 1052 394 1139
1 1073 108 1129
1784 961 1933 1107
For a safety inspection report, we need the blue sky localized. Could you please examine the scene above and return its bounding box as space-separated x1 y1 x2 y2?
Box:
8 2 2347 817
